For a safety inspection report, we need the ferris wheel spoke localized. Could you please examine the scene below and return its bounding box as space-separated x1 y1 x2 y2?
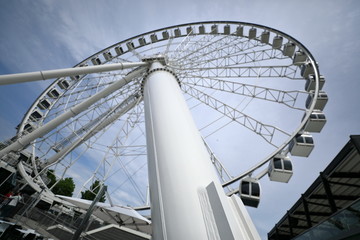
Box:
202 138 233 184
171 30 198 59
180 65 302 80
182 76 307 110
99 100 146 181
39 94 141 170
182 85 291 147
176 46 286 71
172 35 263 67
3 22 325 219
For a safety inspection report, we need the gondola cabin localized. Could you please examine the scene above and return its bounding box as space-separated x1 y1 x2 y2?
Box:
199 25 205 34
236 26 244 36
24 123 36 133
268 155 293 183
138 37 146 46
126 41 135 50
162 31 169 40
211 24 218 34
289 133 314 157
283 42 296 57
150 34 158 43
174 28 181 37
293 51 307 65
103 51 113 61
272 36 283 49
305 90 328 111
303 110 326 133
187 26 194 35
224 25 230 35
260 31 270 44
58 78 70 90
47 88 60 99
115 46 124 56
37 99 51 110
91 57 101 65
29 110 43 121
301 63 314 79
305 74 325 92
239 177 261 208
248 27 257 39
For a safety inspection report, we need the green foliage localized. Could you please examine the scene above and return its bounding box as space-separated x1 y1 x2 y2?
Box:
81 180 106 203
46 170 75 196
52 178 75 196
46 170 57 188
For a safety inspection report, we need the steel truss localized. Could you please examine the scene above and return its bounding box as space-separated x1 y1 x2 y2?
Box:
0 22 323 220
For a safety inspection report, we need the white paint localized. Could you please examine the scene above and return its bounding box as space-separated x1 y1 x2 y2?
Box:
143 61 260 239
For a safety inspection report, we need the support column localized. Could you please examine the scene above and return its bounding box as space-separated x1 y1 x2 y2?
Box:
143 61 259 239
320 172 337 213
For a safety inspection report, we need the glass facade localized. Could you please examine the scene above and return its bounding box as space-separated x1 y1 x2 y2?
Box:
294 199 360 240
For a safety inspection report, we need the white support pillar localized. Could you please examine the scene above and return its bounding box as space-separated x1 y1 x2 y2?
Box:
143 61 260 240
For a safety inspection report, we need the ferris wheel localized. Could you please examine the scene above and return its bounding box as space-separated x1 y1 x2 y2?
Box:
0 21 326 238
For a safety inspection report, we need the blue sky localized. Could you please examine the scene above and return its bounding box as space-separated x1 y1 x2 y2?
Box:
1 0 360 238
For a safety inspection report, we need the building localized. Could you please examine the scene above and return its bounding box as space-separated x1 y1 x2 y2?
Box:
268 135 360 239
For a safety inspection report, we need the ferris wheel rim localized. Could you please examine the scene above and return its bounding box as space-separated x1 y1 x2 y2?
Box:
15 21 323 202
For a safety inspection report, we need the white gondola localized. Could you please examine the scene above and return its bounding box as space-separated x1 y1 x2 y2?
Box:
186 26 194 35
236 25 244 36
303 110 326 133
150 34 158 43
239 177 261 208
47 88 60 99
30 110 43 121
126 41 135 50
224 25 230 35
283 42 296 57
305 90 328 111
91 57 101 65
301 63 314 78
289 132 314 157
248 27 257 39
24 122 36 133
58 78 70 89
305 74 325 92
272 36 283 49
114 46 123 55
174 28 181 37
138 37 146 46
268 155 293 183
162 31 169 40
260 31 270 43
293 51 307 65
199 25 205 34
37 99 51 110
103 51 112 61
70 75 80 81
211 24 218 34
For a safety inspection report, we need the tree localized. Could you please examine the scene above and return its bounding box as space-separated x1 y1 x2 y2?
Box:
81 180 106 202
46 170 75 196
46 170 57 188
52 178 75 196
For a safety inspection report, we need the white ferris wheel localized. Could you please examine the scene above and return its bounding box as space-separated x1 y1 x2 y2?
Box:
0 21 327 239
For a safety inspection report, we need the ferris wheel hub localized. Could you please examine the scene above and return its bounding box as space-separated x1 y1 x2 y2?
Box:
142 54 167 66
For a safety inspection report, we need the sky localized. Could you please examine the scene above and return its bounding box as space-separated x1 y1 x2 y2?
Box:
1 0 360 238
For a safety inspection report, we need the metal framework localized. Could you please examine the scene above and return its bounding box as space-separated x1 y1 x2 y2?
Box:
0 21 326 239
